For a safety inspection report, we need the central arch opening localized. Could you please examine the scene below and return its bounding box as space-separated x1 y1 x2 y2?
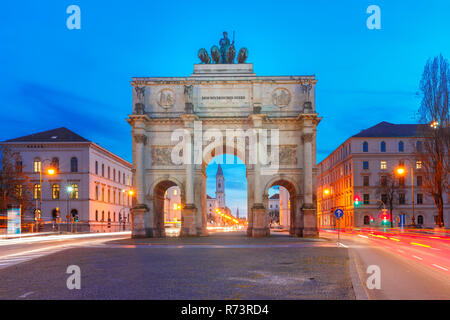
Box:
203 154 248 234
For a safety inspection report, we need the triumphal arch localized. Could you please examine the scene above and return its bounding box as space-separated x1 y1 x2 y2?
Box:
127 34 321 238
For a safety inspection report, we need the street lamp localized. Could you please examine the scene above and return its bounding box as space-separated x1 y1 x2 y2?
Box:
37 159 56 232
66 185 74 232
396 164 415 227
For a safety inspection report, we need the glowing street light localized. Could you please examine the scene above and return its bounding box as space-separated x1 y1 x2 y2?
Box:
430 121 439 129
47 168 55 175
323 188 330 196
396 167 405 175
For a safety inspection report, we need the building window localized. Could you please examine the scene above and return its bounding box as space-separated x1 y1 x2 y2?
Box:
16 160 23 173
123 173 125 184
118 170 121 182
416 141 422 152
102 164 105 177
398 141 404 152
33 158 41 173
399 177 405 187
363 176 369 186
102 188 105 202
95 185 99 200
399 193 405 204
363 141 368 152
95 161 98 175
380 141 386 152
363 161 369 170
173 189 178 196
34 184 41 199
363 194 370 205
363 215 370 225
417 193 423 205
15 185 23 198
70 157 78 172
71 184 79 199
380 161 387 170
51 157 59 172
417 176 422 187
398 160 404 166
107 189 111 203
381 194 388 205
52 184 60 200
95 210 98 221
416 161 422 169
380 175 387 186
417 215 424 225
108 167 110 179
102 211 105 221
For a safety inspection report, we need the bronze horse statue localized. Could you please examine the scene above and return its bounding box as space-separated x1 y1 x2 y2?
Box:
198 48 211 64
226 45 236 64
211 45 221 64
237 47 248 64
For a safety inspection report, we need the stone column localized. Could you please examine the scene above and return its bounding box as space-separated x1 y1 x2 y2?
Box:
134 134 147 205
249 114 268 237
131 133 148 238
302 132 318 237
180 114 198 236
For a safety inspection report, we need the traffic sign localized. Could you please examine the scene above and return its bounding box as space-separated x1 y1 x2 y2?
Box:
334 208 344 219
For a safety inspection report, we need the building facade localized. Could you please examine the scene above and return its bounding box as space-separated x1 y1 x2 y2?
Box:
317 122 449 229
2 127 133 232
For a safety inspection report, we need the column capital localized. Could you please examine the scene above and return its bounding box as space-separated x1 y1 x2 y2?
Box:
133 134 147 145
302 133 314 143
180 114 199 126
248 114 267 127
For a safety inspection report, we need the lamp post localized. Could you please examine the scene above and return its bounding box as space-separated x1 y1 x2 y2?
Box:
38 159 56 232
67 185 74 232
396 163 415 227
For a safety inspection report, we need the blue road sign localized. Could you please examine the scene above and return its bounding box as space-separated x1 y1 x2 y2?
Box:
334 208 344 219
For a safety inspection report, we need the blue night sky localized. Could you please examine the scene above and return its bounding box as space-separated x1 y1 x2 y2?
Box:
1 1 449 217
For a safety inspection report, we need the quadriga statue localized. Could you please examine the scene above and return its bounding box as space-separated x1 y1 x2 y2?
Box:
211 45 221 64
237 47 248 64
198 48 211 64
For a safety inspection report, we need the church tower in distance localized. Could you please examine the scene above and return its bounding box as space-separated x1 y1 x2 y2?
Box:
216 164 226 208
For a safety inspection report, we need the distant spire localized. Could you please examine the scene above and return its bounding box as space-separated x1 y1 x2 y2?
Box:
216 164 223 176
236 208 239 219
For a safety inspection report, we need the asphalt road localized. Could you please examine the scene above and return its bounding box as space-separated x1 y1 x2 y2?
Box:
0 232 354 300
321 228 450 299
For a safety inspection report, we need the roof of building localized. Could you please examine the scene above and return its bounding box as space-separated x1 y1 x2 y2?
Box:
216 164 223 176
207 194 213 199
269 194 280 200
5 127 90 143
352 122 424 138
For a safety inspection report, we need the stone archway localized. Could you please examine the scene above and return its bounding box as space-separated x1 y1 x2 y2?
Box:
128 62 320 238
263 176 302 237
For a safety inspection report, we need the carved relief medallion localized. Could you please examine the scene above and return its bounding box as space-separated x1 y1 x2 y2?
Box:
272 88 291 107
152 146 173 165
157 89 175 109
279 145 297 165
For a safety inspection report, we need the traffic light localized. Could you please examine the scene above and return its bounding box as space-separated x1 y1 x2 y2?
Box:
353 195 361 207
380 209 390 225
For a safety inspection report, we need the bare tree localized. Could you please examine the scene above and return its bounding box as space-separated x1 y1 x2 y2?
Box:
417 54 450 228
375 172 400 228
0 145 33 228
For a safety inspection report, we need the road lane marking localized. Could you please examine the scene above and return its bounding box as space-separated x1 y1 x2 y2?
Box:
432 264 448 271
337 242 348 248
389 237 400 242
397 249 404 253
18 292 34 298
410 242 431 248
358 235 369 239
412 255 423 260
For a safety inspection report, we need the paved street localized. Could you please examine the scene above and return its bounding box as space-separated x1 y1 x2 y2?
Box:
0 232 354 300
1 229 449 300
321 228 450 299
